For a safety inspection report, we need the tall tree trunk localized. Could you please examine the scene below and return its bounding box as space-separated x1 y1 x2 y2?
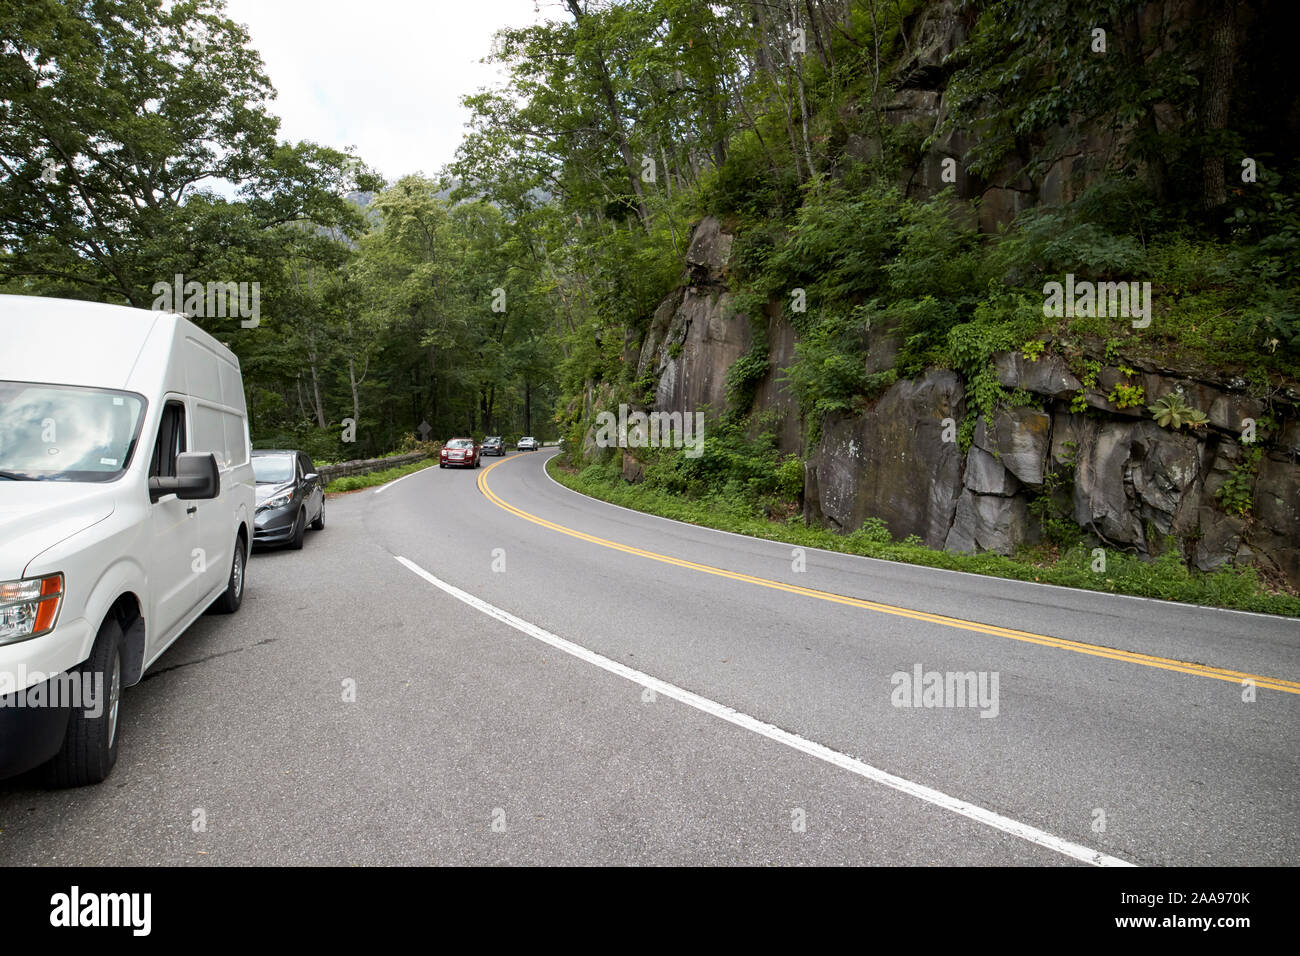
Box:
565 0 652 231
308 356 326 429
1120 9 1166 200
704 64 728 167
659 142 673 200
789 0 817 180
1201 0 1236 211
796 59 816 179
803 0 831 69
348 355 365 427
410 369 420 435
754 0 804 179
866 0 890 176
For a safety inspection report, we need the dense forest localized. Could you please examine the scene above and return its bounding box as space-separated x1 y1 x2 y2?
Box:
3 0 1298 601
4 1 1295 450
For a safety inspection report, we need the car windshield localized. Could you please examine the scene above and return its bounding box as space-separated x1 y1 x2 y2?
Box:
447 439 474 448
0 381 145 482
486 437 501 442
252 455 295 484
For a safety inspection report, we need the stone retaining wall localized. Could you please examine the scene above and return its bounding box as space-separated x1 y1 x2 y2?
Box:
319 451 428 482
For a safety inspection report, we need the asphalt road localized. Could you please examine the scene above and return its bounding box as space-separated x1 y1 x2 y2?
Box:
1 449 1297 865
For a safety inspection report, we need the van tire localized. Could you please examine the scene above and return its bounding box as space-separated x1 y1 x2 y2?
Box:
310 500 325 531
211 534 246 614
45 619 123 787
290 509 306 550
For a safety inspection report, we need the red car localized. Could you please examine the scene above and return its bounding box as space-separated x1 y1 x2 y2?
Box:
439 437 480 469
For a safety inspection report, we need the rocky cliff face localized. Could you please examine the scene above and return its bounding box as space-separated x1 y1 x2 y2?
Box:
615 0 1300 590
802 357 1300 588
637 218 749 419
804 371 965 546
631 214 1300 590
868 0 1119 232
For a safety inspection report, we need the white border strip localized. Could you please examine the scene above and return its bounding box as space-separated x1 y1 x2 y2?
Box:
394 554 1133 867
372 464 434 495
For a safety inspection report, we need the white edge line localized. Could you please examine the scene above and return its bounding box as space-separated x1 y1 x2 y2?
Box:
536 451 1294 625
393 553 1134 868
372 463 434 495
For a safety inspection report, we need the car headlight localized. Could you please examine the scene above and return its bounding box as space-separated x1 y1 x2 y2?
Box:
258 492 292 512
0 573 64 644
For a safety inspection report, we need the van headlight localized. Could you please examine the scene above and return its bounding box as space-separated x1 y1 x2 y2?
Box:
0 573 65 644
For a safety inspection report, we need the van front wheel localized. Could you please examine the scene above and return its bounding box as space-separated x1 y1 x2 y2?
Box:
45 619 123 787
211 534 246 614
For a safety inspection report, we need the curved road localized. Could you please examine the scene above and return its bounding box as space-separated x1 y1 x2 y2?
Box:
1 449 1297 865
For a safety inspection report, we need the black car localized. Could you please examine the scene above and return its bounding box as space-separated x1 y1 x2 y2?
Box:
251 449 325 549
482 436 505 456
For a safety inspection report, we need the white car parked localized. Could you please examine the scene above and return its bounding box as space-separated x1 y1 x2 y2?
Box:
0 295 255 785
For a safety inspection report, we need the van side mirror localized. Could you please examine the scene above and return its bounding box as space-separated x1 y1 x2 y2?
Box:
302 472 318 483
149 452 221 502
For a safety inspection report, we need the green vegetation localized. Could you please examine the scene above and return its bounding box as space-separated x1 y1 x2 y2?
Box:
1020 340 1046 362
584 417 803 517
548 453 1299 617
1028 458 1083 551
325 457 437 494
1149 393 1211 430
1 0 558 459
1108 368 1145 410
724 178 1299 432
1215 445 1263 517
8 1 1296 446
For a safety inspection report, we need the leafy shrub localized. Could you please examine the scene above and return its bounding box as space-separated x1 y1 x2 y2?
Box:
395 432 442 458
725 316 771 416
1108 369 1145 409
635 417 803 510
1216 445 1262 516
782 309 869 416
704 131 802 220
847 516 893 546
1148 393 1209 430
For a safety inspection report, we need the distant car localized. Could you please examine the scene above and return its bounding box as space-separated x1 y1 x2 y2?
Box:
251 450 324 550
517 436 539 451
482 436 505 457
440 437 480 468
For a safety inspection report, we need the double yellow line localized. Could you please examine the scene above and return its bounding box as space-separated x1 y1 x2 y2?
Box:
478 456 1300 696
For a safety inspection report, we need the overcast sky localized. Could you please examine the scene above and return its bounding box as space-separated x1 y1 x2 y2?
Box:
222 0 547 182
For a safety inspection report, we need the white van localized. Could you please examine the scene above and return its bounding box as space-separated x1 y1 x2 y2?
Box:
0 295 255 785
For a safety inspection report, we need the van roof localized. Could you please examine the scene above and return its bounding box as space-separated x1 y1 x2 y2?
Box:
0 294 242 394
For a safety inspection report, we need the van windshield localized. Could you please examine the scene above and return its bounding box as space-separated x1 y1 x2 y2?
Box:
0 381 145 482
